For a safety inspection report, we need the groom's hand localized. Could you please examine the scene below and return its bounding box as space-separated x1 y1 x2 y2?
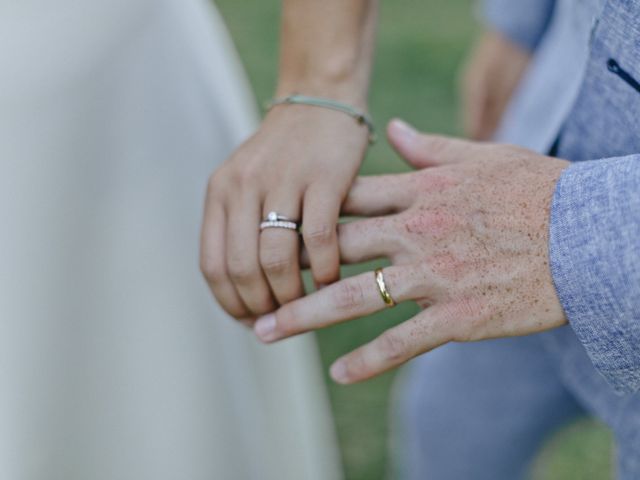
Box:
253 119 570 384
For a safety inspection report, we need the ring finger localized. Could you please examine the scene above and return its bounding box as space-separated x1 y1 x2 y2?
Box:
254 265 433 342
260 191 304 304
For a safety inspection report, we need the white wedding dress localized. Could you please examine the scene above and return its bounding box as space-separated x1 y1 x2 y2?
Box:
0 1 341 479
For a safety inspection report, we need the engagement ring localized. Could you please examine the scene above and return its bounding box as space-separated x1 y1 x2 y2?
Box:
260 211 300 232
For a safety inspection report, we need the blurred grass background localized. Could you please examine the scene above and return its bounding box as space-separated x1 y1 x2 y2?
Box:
215 1 614 478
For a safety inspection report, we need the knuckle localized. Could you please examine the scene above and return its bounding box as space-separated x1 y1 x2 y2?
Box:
377 331 406 363
454 296 483 320
403 208 456 237
200 254 226 285
428 253 466 283
310 255 340 284
207 288 249 320
313 267 339 285
207 167 234 198
252 301 276 317
344 352 365 379
303 223 335 249
333 281 365 311
206 171 226 198
275 304 299 335
414 170 459 192
222 303 250 320
260 249 294 276
227 257 259 284
440 297 484 342
426 136 450 157
237 163 261 186
439 301 463 324
215 163 257 190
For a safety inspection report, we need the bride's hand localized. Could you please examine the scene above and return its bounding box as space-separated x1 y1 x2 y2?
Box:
200 105 369 321
252 119 570 383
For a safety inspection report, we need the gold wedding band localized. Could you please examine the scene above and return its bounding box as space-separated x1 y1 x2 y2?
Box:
374 268 396 307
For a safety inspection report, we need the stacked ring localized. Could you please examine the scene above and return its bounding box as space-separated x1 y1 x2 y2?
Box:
260 211 300 232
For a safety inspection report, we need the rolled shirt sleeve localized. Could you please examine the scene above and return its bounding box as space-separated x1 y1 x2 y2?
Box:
479 0 557 51
549 155 640 394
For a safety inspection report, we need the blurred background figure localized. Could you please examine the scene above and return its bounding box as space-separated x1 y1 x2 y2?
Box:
0 1 340 479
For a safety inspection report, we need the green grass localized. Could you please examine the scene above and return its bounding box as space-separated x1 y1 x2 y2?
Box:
214 1 614 478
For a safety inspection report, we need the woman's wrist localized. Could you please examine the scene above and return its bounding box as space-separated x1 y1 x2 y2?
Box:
276 0 376 115
266 94 375 142
275 76 369 111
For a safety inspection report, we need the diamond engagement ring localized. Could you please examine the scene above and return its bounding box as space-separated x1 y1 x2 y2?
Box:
260 211 300 232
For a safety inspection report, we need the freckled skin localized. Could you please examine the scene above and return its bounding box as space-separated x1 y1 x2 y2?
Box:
384 144 570 343
260 130 573 385
404 209 455 236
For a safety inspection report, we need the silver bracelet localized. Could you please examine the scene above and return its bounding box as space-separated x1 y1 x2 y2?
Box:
265 94 376 144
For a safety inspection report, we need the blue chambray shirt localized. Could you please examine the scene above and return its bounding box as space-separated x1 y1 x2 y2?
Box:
481 0 640 404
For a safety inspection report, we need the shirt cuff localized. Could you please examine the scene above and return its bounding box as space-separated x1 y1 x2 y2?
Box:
549 156 640 394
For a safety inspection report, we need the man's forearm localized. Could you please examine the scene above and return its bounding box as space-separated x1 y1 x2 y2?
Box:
550 154 640 394
276 0 378 108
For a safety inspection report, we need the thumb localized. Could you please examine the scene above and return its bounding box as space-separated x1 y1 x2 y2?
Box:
387 119 474 169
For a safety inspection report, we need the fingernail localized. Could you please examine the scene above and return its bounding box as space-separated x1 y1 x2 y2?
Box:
254 313 277 341
317 283 328 290
390 118 417 141
330 360 350 384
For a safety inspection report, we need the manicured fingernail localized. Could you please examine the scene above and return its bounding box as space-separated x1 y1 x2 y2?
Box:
254 313 277 341
330 361 350 384
390 118 417 141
